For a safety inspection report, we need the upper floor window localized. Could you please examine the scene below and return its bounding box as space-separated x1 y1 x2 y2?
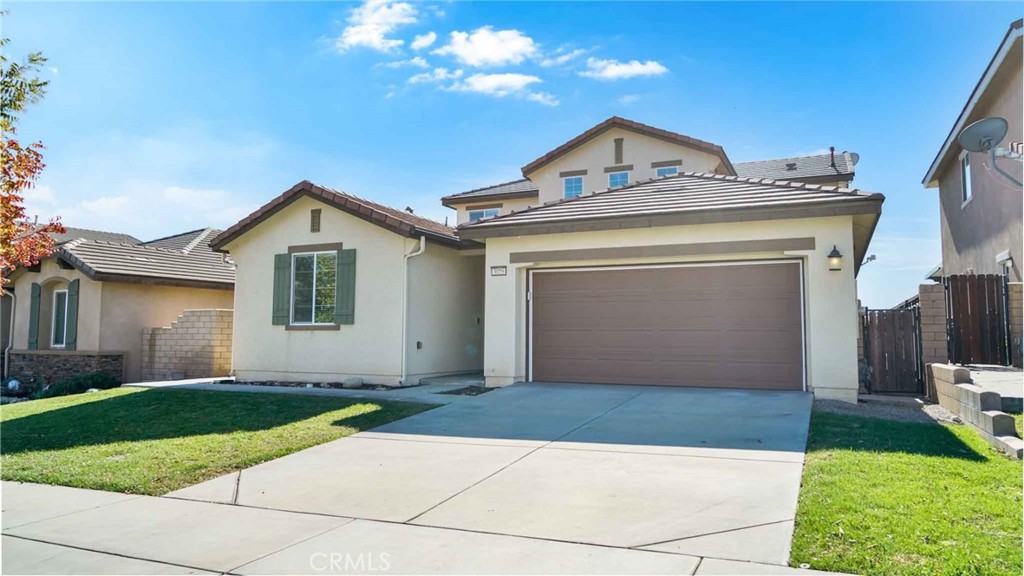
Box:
52 290 68 348
468 208 500 222
608 171 629 188
292 252 337 325
564 176 584 198
656 166 678 178
960 152 973 205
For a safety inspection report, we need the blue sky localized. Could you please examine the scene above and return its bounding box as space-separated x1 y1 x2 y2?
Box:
6 1 1022 307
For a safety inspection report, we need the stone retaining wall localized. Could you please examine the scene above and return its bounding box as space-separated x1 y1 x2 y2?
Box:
6 350 125 390
141 309 232 381
926 363 1022 458
918 283 948 366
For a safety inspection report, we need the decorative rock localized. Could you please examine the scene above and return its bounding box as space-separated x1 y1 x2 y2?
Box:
86 388 101 393
342 377 364 389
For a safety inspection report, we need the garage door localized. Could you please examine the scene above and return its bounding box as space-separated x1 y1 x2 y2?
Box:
530 262 804 390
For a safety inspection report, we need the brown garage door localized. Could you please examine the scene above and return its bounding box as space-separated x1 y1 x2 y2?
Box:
530 262 804 390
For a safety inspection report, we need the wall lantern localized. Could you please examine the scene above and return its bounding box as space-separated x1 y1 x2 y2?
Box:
827 245 843 271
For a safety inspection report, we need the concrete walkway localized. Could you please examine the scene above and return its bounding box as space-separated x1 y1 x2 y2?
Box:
3 383 846 575
967 365 1023 412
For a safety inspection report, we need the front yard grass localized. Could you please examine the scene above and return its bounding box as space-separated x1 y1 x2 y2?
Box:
791 411 1022 576
0 387 433 495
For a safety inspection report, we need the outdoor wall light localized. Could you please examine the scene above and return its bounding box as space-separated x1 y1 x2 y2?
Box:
827 246 843 271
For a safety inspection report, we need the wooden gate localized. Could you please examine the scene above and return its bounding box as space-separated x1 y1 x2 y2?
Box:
944 274 1011 365
863 299 922 394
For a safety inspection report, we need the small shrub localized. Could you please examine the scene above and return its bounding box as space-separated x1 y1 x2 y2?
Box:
31 372 120 400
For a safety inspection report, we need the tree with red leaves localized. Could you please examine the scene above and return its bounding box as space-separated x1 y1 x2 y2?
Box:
1 28 65 295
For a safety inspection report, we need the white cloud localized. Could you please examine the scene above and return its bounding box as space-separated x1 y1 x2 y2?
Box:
526 92 559 107
539 47 586 67
408 67 463 84
432 26 538 68
335 0 419 53
410 31 437 50
617 94 641 105
379 56 430 69
579 57 668 80
449 73 541 96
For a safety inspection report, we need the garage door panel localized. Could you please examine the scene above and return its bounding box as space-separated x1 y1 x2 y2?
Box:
531 262 804 390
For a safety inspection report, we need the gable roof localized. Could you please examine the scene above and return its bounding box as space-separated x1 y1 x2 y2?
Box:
459 171 883 273
734 151 857 184
441 178 540 207
54 227 234 290
211 180 464 251
520 116 735 177
51 227 141 246
922 18 1023 187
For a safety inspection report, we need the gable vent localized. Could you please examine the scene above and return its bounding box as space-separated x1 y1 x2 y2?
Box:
310 208 322 233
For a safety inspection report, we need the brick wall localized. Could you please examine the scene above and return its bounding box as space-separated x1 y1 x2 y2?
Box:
7 350 125 390
1009 282 1022 368
141 309 232 381
918 283 948 366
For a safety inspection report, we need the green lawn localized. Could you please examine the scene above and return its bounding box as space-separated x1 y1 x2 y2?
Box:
791 412 1023 576
0 387 433 495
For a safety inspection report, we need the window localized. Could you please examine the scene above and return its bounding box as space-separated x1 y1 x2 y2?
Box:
608 171 629 187
563 176 584 198
52 290 68 348
468 208 500 222
656 166 679 178
960 152 973 205
291 252 337 324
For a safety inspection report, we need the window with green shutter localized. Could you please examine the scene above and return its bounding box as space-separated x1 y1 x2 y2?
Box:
28 282 41 350
273 247 356 326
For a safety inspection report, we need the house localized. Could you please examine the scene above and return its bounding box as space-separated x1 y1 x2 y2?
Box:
209 183 484 385
218 117 882 403
4 227 235 385
922 19 1022 281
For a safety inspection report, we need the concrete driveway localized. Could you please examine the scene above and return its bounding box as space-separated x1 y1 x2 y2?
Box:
3 383 823 575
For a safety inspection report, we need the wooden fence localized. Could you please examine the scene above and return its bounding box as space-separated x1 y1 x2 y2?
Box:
863 297 923 394
944 274 1011 365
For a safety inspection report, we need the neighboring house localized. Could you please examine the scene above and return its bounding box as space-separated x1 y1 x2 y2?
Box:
734 148 858 188
922 19 1023 281
220 117 882 403
210 182 483 385
5 227 235 385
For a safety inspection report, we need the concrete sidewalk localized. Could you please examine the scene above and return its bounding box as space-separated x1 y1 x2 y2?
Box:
2 482 850 575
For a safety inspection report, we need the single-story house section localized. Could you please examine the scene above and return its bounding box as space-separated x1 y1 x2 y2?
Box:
209 181 484 385
5 227 235 384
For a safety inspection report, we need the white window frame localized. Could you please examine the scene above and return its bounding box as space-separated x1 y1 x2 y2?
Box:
959 150 973 207
289 251 337 326
608 171 629 187
468 208 500 222
51 289 68 348
656 166 679 178
563 176 584 198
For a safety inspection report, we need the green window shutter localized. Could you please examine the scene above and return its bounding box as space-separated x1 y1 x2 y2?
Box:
335 249 356 325
272 253 291 325
65 279 80 351
28 282 41 350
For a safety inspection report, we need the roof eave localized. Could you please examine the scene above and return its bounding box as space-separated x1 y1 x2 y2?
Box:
440 189 539 208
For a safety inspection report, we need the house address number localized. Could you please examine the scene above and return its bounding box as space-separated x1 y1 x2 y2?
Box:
490 266 508 276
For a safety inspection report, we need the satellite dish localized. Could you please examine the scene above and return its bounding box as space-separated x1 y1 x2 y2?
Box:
958 117 1008 153
849 152 860 166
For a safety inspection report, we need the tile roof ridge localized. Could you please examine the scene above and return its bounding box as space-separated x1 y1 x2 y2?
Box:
443 177 536 199
182 228 217 254
315 182 456 235
140 227 209 246
681 170 875 197
734 152 849 165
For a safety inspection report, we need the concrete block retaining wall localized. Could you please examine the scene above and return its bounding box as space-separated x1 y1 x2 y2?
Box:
926 363 1022 458
1009 282 1022 368
141 309 233 381
918 284 948 366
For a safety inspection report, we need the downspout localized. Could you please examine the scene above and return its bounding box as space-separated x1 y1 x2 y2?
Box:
400 235 427 385
4 291 15 380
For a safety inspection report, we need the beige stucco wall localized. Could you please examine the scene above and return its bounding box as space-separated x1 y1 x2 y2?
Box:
935 36 1023 281
480 215 861 402
526 126 727 205
10 258 101 352
405 245 485 382
99 283 232 382
449 196 536 225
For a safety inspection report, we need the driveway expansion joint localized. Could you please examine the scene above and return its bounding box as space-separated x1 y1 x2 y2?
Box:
2 533 219 574
631 518 795 549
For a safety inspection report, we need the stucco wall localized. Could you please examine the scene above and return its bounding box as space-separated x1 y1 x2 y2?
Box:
936 40 1023 281
526 126 726 205
481 216 861 402
224 195 411 384
449 196 536 226
10 258 101 351
98 282 233 382
405 246 485 382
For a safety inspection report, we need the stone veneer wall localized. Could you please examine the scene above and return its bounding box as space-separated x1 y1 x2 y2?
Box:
918 283 948 366
1008 282 1022 368
7 350 125 388
141 309 232 381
